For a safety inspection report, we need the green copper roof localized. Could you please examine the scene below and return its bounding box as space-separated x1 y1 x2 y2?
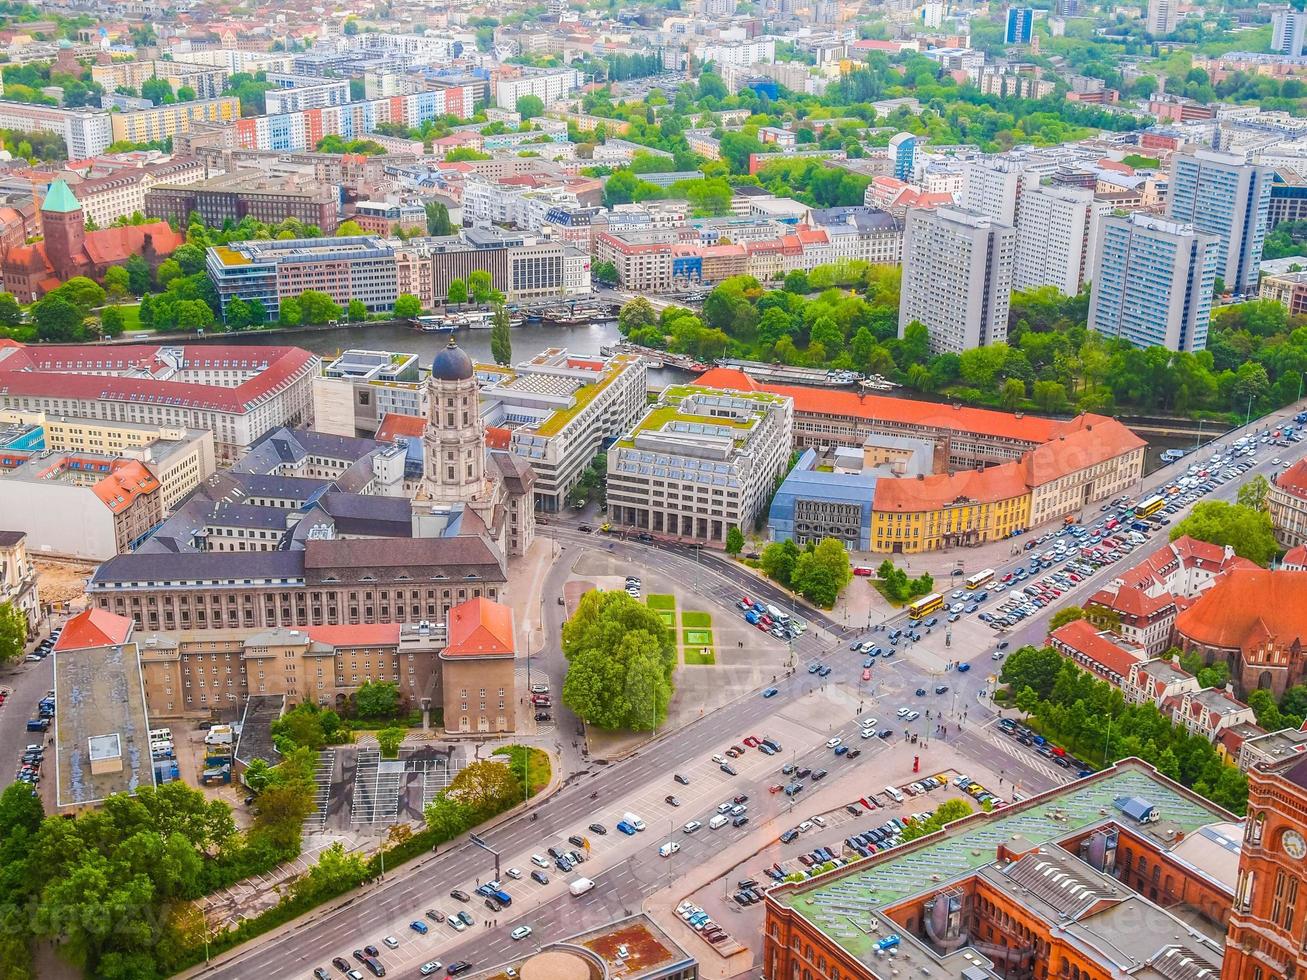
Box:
42 179 80 214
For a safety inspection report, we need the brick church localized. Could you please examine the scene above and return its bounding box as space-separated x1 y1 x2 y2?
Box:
2 179 184 301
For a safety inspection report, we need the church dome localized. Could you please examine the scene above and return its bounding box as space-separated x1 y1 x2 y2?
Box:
430 337 474 381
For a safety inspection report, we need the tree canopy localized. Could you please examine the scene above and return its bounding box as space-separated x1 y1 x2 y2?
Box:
1169 500 1279 566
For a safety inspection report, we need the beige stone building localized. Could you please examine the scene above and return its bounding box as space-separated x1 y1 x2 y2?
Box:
0 530 39 636
1270 457 1307 547
440 597 517 735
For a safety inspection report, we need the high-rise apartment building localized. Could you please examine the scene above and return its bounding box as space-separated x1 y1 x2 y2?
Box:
1013 185 1106 295
1166 148 1272 297
961 156 1033 227
1005 7 1034 43
1147 0 1178 35
1088 213 1219 353
888 132 917 181
898 206 1016 355
1272 5 1307 55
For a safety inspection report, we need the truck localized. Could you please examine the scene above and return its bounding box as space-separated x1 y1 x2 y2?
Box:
204 725 234 746
201 765 231 786
568 877 594 897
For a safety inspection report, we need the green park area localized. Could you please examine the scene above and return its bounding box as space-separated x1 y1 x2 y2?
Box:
647 596 716 665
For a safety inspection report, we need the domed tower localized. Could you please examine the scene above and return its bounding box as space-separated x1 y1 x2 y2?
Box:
423 337 487 503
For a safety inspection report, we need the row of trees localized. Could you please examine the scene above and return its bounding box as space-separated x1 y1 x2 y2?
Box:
759 538 854 609
998 645 1248 813
1168 498 1280 567
875 560 934 604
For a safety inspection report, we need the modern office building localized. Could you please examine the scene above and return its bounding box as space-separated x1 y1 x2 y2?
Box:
888 132 917 181
1147 0 1178 35
312 349 425 438
146 171 340 232
1272 5 1307 56
1089 213 1219 352
765 757 1235 980
1167 148 1272 296
1013 185 1106 295
606 385 793 544
1005 6 1034 44
898 205 1016 354
0 341 318 465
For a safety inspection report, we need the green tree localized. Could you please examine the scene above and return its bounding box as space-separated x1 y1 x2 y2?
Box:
394 294 423 318
0 291 21 327
155 258 183 288
99 306 125 337
33 294 83 342
279 297 303 327
468 269 493 304
726 525 745 556
619 296 658 336
1236 474 1271 513
445 759 522 820
1049 606 1088 631
0 601 25 663
125 254 151 295
999 377 1025 410
425 200 454 236
761 539 801 587
516 94 545 119
423 794 472 840
1170 500 1279 566
376 726 405 759
447 278 468 305
355 680 400 719
490 304 512 365
561 590 676 731
347 298 367 322
294 842 368 903
790 538 853 608
297 290 342 325
999 645 1066 702
899 798 972 842
102 265 131 300
591 260 618 284
243 758 274 792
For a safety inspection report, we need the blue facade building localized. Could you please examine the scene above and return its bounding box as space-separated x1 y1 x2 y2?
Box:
1005 7 1034 44
888 133 917 181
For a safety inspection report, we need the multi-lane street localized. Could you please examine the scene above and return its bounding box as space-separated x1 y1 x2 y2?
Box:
196 400 1307 980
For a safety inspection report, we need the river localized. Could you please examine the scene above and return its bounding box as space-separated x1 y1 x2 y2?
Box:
195 321 1203 473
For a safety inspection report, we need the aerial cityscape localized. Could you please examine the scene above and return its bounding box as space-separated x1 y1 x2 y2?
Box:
4 0 1307 979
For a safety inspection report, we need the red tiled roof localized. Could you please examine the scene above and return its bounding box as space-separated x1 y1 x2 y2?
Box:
873 463 1030 511
694 367 1068 443
1022 416 1146 487
1089 583 1173 619
54 608 133 651
443 597 515 657
1049 619 1143 679
485 426 512 451
1276 458 1307 499
1284 543 1307 569
0 342 317 414
305 623 402 647
92 460 160 514
375 412 426 441
1175 570 1307 651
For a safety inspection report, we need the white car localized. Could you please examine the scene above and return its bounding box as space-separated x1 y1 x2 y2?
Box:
505 867 523 879
683 820 702 834
420 964 442 977
826 736 842 748
382 936 399 949
798 820 814 832
811 815 826 827
861 728 877 739
905 710 920 721
530 854 549 869
861 718 877 730
711 754 726 764
1273 458 1282 466
659 841 681 857
450 918 467 932
896 707 911 718
677 901 695 915
511 925 533 941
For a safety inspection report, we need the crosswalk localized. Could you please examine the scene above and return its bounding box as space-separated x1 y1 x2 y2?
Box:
975 727 1068 785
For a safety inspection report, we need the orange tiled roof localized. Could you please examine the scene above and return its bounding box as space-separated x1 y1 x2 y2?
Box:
305 623 402 647
444 597 515 657
93 460 160 514
873 463 1029 511
1284 543 1307 568
1049 619 1143 678
1276 458 1307 498
375 412 426 441
1175 569 1307 651
54 608 133 652
485 426 512 451
1022 416 1146 487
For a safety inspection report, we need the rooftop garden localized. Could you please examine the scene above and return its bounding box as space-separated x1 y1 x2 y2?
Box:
534 366 618 436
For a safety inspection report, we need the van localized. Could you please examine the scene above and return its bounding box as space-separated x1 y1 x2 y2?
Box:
622 812 646 831
493 889 512 906
568 877 595 896
149 728 172 742
708 814 730 829
766 604 789 623
883 785 904 804
26 719 49 732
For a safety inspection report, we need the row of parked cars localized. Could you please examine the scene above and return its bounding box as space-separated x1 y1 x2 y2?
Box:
998 719 1096 777
676 900 731 946
16 686 45 790
737 594 807 643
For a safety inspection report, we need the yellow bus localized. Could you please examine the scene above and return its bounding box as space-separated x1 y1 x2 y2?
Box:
1134 494 1166 519
906 593 945 620
965 568 995 590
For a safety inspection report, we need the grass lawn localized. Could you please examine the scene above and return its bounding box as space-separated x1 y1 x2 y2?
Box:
647 594 676 611
872 580 907 607
682 611 712 628
115 304 143 331
684 647 716 665
683 628 713 646
492 744 552 797
656 610 675 628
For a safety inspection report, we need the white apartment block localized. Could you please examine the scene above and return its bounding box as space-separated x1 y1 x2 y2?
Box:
494 69 583 110
1013 185 1107 296
606 385 793 544
898 206 1015 355
695 38 777 68
961 157 1034 227
0 101 112 158
265 81 353 114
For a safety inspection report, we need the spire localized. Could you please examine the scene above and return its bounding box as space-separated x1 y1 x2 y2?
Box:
41 179 81 214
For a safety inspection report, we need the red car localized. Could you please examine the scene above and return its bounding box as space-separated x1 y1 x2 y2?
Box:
743 736 760 748
739 595 753 608
853 566 873 577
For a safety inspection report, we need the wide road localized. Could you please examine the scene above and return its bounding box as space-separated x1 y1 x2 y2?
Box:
198 403 1306 979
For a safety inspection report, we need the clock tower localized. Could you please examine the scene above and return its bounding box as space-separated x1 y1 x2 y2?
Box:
1223 753 1307 980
